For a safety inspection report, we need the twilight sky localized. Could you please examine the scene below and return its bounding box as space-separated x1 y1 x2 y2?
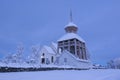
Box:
0 0 120 65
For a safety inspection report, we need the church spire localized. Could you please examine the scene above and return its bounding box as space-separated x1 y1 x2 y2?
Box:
70 9 73 22
65 10 78 33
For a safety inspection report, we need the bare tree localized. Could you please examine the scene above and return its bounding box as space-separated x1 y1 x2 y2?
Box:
3 53 13 64
15 42 24 63
28 45 41 65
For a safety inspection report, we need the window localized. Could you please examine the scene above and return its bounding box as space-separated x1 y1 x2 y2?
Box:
51 56 54 63
64 46 68 51
70 46 75 54
43 53 45 56
41 53 45 64
64 58 67 63
46 58 50 64
41 58 45 64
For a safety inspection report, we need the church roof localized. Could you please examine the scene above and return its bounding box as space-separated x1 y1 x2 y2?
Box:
43 45 56 55
59 50 90 63
51 42 57 49
57 33 85 42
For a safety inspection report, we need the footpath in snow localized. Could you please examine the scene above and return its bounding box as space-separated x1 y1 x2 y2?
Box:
0 69 120 80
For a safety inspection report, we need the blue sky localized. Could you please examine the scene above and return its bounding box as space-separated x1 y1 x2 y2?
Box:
0 0 120 65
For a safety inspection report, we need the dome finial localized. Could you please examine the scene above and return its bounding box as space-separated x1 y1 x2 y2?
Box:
70 9 73 22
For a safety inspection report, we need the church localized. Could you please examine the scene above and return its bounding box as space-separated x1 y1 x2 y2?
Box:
39 11 91 69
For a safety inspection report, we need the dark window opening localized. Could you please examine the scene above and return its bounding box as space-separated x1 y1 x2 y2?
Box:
51 56 54 63
41 58 45 64
41 53 45 64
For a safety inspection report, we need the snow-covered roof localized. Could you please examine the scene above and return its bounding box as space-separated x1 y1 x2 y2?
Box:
57 33 85 42
43 46 56 55
65 22 78 28
51 42 57 49
60 50 90 63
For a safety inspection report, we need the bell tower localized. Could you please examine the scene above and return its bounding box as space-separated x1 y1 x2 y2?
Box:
57 11 88 60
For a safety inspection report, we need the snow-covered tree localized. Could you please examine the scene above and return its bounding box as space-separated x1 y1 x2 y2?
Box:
16 43 24 62
107 58 120 69
27 45 41 65
11 43 25 63
114 58 120 69
3 43 25 64
3 53 13 64
107 60 114 69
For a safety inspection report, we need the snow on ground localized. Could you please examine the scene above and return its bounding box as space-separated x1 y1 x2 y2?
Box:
0 69 120 80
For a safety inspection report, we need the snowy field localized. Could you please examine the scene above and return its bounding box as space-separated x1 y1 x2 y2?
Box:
0 69 120 80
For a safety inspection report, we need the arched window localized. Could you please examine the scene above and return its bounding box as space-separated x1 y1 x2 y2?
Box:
41 53 45 64
42 53 45 56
